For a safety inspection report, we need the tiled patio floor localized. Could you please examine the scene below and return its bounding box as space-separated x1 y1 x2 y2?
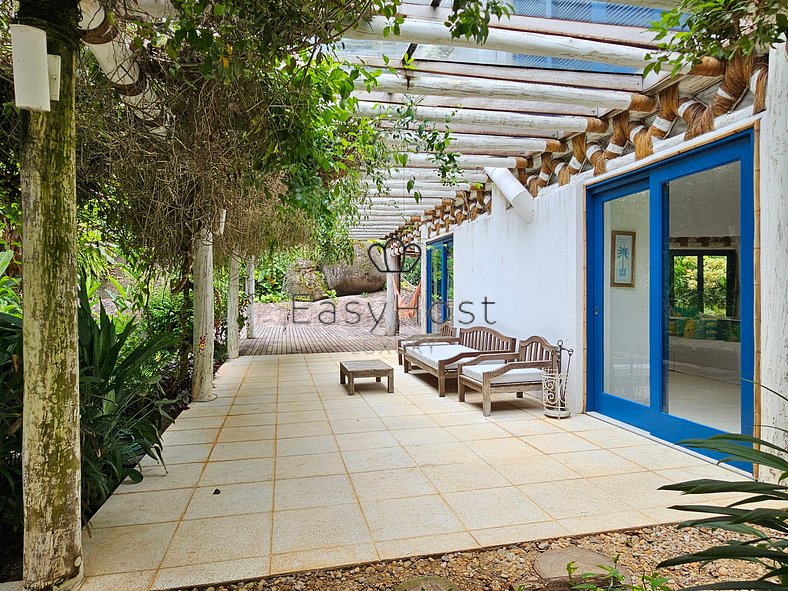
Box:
80 351 742 591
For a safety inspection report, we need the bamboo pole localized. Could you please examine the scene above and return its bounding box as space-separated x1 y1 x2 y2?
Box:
18 1 83 588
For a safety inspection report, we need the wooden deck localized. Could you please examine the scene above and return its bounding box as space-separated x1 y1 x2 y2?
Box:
239 324 419 355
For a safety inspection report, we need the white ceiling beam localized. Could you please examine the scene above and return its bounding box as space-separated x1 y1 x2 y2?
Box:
345 56 646 92
402 154 529 168
363 197 444 206
378 120 559 139
381 133 560 156
399 2 674 45
365 188 459 199
360 91 605 117
357 73 654 112
346 16 664 70
364 169 488 182
360 102 606 134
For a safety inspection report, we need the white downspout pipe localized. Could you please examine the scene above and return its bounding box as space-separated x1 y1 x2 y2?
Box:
484 167 535 223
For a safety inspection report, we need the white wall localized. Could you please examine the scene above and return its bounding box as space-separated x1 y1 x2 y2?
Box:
452 184 586 412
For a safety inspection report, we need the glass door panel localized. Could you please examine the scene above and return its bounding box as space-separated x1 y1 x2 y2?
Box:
663 162 742 433
602 189 650 405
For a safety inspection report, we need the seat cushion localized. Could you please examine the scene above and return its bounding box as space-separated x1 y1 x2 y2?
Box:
407 344 477 370
461 363 544 385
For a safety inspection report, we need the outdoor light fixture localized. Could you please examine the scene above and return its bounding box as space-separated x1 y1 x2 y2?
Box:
484 167 535 223
10 24 61 112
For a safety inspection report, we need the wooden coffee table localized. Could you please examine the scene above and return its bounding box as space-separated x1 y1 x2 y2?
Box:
339 360 394 395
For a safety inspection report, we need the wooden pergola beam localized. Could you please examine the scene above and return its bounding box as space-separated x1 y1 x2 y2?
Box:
346 16 665 70
357 72 655 112
365 188 460 199
364 168 488 182
361 101 607 134
383 132 563 155
402 154 529 168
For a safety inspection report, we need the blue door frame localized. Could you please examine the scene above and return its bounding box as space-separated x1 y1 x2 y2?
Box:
426 236 453 332
587 131 755 467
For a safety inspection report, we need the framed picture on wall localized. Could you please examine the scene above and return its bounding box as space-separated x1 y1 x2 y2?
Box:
611 231 636 287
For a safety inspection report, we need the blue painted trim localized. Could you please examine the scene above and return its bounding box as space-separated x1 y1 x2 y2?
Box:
587 130 755 470
426 235 454 332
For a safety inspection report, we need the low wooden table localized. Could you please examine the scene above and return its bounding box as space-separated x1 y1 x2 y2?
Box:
339 360 394 395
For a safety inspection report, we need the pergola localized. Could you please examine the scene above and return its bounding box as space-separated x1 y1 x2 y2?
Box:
342 0 768 242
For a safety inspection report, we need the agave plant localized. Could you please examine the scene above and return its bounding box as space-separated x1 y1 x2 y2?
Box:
657 386 788 590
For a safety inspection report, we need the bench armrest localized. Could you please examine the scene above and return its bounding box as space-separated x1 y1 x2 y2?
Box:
483 360 552 381
457 352 519 368
404 336 461 349
439 348 513 368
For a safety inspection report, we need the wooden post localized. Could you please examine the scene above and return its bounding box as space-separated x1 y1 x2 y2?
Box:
226 252 240 359
192 227 215 402
385 248 399 336
245 257 256 339
759 43 788 483
18 1 83 589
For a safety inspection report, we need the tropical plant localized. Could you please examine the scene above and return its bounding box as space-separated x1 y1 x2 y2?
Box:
657 388 788 590
0 250 20 316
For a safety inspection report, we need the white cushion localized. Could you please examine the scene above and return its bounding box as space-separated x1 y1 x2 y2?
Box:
461 363 544 385
407 344 477 370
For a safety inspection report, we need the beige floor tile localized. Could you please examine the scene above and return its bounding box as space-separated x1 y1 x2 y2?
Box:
217 425 276 443
141 443 211 466
278 410 328 424
489 455 582 485
79 571 155 591
154 557 269 590
588 471 705 509
162 513 270 567
210 440 274 462
521 431 601 454
223 413 276 428
343 447 416 472
162 427 220 446
275 452 347 479
228 403 277 416
443 486 550 530
372 403 424 417
270 544 378 575
330 417 388 434
559 510 652 535
612 444 707 470
524 478 636 519
277 400 324 412
470 521 571 547
422 461 509 493
391 427 457 446
274 474 356 510
89 489 189 528
277 421 333 438
553 449 646 478
577 428 653 449
116 463 204 494
405 442 477 467
495 418 562 436
177 405 229 418
656 463 742 483
430 411 489 427
445 423 512 441
335 430 400 452
170 416 226 431
185 482 273 519
272 503 372 554
381 415 439 430
351 467 436 501
553 413 610 431
277 435 339 457
376 532 479 560
82 522 177 575
233 392 276 403
325 407 379 421
199 458 274 486
361 495 465 541
466 437 541 462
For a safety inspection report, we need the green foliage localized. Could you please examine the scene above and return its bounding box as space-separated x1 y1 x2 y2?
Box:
657 388 788 590
444 0 514 43
562 557 674 591
0 251 20 316
645 0 788 77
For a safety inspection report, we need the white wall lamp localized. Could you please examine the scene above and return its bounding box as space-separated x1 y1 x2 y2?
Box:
10 24 62 112
484 167 535 224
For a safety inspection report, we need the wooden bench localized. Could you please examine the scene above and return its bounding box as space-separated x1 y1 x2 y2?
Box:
339 360 394 395
401 326 516 396
396 323 455 365
457 336 558 416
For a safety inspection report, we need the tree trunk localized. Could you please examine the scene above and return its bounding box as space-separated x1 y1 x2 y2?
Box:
759 43 788 483
385 250 399 336
245 257 256 339
226 253 240 359
18 1 83 589
191 228 215 402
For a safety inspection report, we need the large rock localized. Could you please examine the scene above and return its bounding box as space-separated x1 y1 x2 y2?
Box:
283 258 329 301
321 242 386 296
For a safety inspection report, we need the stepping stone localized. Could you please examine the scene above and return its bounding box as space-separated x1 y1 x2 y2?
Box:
534 548 630 583
397 575 463 591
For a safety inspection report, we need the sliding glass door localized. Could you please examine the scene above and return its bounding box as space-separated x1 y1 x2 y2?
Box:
588 131 754 464
426 236 454 332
